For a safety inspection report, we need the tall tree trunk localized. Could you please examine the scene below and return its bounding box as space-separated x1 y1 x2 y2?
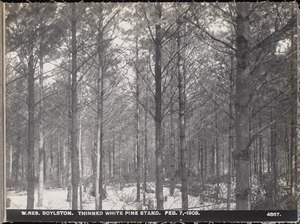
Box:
177 17 188 210
71 4 79 209
9 144 12 184
27 38 35 209
200 138 204 181
108 144 111 182
253 136 257 176
113 131 115 178
270 108 277 209
37 50 44 207
198 136 202 205
43 141 46 183
258 113 263 182
235 2 251 210
62 140 66 189
154 2 164 210
289 5 297 199
227 56 234 210
78 95 83 209
215 100 219 203
95 4 104 210
169 100 175 196
143 89 148 206
267 146 270 173
188 138 192 176
211 144 215 176
222 138 225 176
50 139 53 178
67 71 72 202
135 34 141 203
57 141 61 187
284 117 289 186
204 138 207 181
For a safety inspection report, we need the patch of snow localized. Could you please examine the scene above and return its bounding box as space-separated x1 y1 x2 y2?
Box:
7 182 236 210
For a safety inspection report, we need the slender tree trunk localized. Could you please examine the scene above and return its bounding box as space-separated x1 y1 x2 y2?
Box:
37 51 44 207
222 139 225 176
188 139 192 176
135 34 141 203
71 4 79 210
57 141 60 187
67 143 72 202
67 71 72 202
235 2 251 210
95 54 101 209
284 117 289 186
27 38 35 209
198 136 202 205
177 17 188 210
99 22 105 210
113 131 115 178
108 144 111 182
200 138 204 181
227 105 233 210
289 6 297 199
204 138 207 181
92 127 96 193
154 2 164 210
143 90 148 206
270 108 277 209
96 4 104 209
259 113 263 182
43 142 46 183
78 97 83 209
169 101 175 196
50 139 53 178
215 100 219 203
267 146 271 173
22 150 25 190
227 55 234 210
211 144 215 176
9 144 12 183
249 120 252 184
62 141 66 189
118 134 122 188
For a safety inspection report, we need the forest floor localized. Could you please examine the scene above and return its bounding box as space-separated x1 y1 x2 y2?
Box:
7 182 235 210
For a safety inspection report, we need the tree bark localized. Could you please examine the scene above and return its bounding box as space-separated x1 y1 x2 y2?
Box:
95 4 104 210
143 89 148 206
135 34 141 203
258 113 263 182
289 6 297 199
57 141 61 187
177 17 188 210
204 138 207 181
227 55 234 210
154 2 164 210
270 108 277 209
71 4 79 209
235 2 251 210
169 100 175 196
108 144 111 182
67 72 72 203
9 144 12 184
62 141 66 189
78 93 83 209
215 98 219 203
37 51 44 207
27 38 35 209
113 131 115 178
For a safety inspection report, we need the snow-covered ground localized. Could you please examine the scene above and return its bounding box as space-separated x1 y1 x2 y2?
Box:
7 182 235 210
